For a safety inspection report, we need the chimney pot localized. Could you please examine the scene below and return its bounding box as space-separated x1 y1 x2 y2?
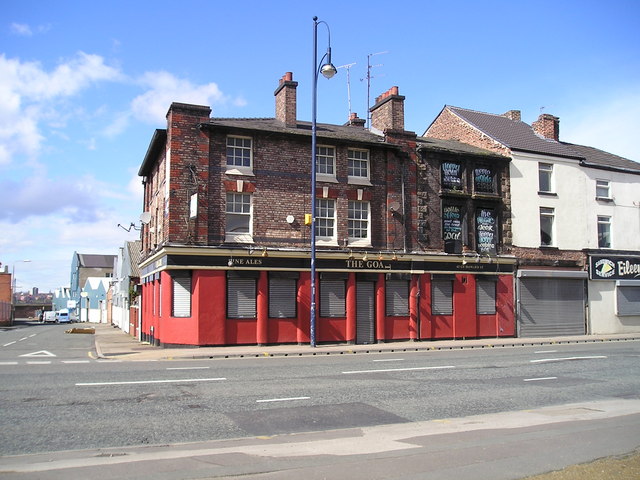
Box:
274 72 298 127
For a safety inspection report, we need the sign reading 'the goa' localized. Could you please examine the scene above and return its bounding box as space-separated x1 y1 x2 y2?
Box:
589 255 640 280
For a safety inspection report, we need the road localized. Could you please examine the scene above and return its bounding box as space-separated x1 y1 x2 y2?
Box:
1 321 639 479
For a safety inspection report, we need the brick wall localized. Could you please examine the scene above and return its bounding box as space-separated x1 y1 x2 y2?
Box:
427 108 511 156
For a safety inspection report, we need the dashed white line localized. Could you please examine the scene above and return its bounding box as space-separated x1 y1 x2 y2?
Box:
166 366 210 370
534 350 558 354
3 341 16 347
19 337 28 342
524 376 558 382
26 361 51 365
530 355 607 364
373 358 405 362
256 396 310 403
76 377 226 386
0 361 18 365
28 334 36 338
343 365 455 374
62 360 91 364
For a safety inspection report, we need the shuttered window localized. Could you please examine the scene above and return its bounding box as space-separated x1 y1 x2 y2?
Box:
617 285 640 316
432 277 453 315
172 271 191 318
476 278 497 315
320 279 346 317
227 276 256 319
269 274 297 318
386 280 409 316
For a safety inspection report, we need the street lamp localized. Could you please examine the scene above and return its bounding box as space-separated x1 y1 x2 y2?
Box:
311 16 337 347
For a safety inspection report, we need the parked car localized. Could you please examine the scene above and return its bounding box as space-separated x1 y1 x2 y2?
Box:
56 309 71 323
42 311 56 323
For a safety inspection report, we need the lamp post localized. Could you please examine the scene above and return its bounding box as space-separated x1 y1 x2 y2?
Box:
310 16 337 347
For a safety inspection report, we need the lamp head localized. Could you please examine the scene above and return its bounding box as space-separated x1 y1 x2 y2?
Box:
320 63 337 79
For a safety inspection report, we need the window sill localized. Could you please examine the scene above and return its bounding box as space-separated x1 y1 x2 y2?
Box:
225 168 255 176
596 197 614 203
316 238 338 246
347 240 372 248
225 234 254 243
539 245 558 250
317 174 339 183
347 177 372 186
538 191 557 197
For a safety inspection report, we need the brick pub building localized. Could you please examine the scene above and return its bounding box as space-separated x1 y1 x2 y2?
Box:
137 73 515 347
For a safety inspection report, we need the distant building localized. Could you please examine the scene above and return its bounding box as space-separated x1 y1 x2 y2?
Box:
70 252 116 319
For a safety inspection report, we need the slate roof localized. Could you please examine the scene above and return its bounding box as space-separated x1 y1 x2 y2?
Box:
127 241 142 277
78 254 116 269
416 136 509 161
202 117 388 146
441 106 640 174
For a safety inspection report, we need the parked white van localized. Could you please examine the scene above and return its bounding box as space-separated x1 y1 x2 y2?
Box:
57 309 71 323
42 311 56 323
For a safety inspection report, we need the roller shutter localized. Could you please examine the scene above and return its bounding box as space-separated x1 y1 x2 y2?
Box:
519 277 585 337
227 277 256 318
172 271 191 318
269 276 297 318
432 277 453 315
386 280 409 316
320 279 346 317
356 281 375 344
476 278 497 315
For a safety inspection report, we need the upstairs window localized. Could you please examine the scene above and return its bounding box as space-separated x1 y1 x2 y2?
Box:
348 200 370 246
597 215 612 248
348 148 370 184
540 207 555 246
473 166 496 193
596 179 611 199
316 146 336 181
225 193 252 243
316 198 336 244
226 136 253 175
441 161 463 191
538 163 554 193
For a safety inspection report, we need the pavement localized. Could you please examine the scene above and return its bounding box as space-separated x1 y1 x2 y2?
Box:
90 323 640 361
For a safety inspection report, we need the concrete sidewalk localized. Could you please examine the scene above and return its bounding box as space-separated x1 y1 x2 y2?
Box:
91 323 640 361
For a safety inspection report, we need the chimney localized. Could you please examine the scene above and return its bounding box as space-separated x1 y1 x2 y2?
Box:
502 110 521 122
274 72 298 127
344 112 366 128
532 113 560 141
370 86 405 132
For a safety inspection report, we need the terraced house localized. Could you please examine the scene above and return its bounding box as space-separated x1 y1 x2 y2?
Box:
137 74 516 347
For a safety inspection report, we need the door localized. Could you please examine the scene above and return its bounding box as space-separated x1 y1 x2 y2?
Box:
356 281 375 344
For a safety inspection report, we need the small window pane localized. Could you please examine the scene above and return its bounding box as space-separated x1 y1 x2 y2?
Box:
316 199 335 238
226 137 252 168
539 163 553 192
540 207 554 246
598 216 611 248
596 180 610 198
348 149 369 178
348 201 369 240
316 146 335 175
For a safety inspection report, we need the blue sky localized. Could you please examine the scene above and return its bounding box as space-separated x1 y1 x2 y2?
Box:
2 0 639 292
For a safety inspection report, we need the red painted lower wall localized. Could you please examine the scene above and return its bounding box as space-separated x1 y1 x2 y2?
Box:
140 270 515 346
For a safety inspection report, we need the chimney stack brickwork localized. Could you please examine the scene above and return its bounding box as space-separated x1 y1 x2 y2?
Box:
532 113 560 141
274 72 298 127
502 110 521 122
370 86 405 132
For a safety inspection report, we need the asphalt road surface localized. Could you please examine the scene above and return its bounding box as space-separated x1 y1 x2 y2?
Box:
1 321 639 479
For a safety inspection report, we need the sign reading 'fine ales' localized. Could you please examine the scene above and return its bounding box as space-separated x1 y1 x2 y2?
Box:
589 255 640 280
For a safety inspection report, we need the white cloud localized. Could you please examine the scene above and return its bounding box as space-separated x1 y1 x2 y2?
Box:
560 89 640 162
131 71 225 124
0 52 122 164
10 23 32 36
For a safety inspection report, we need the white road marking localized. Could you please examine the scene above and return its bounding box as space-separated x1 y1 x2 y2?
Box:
19 337 28 342
62 360 91 364
530 355 607 364
524 376 558 382
0 361 18 365
256 396 310 403
343 365 455 374
534 350 558 354
166 366 210 370
27 361 52 365
20 350 56 357
76 377 226 386
3 341 16 347
373 358 405 362
28 334 36 338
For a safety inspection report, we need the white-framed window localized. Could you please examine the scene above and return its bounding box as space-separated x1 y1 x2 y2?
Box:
540 207 555 246
172 271 191 318
597 215 612 248
226 136 253 175
315 198 337 244
348 200 370 246
316 145 337 182
538 163 553 193
596 179 611 199
225 193 253 243
348 148 371 185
